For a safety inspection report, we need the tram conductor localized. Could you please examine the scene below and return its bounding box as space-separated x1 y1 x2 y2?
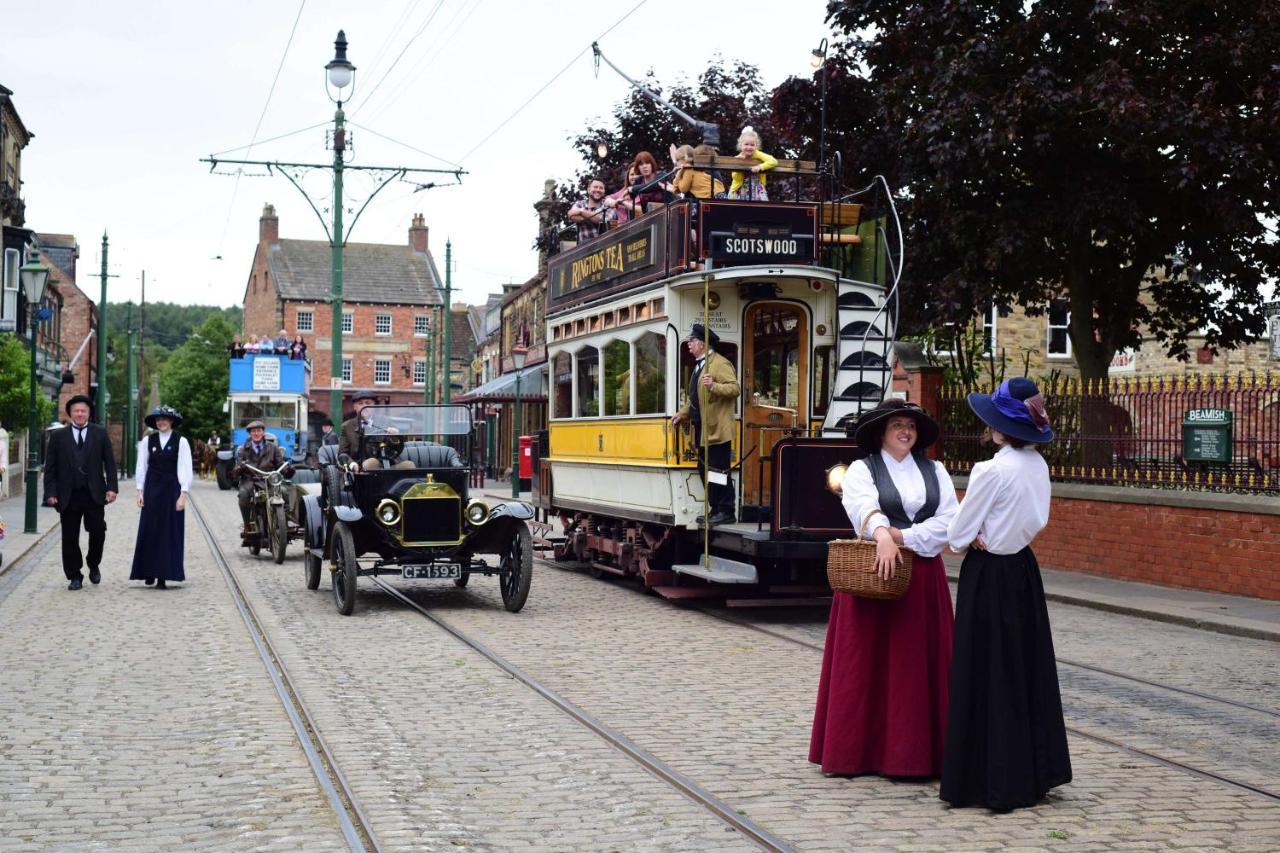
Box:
671 323 740 525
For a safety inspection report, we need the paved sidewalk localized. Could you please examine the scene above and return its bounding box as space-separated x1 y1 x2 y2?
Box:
0 493 345 850
0 489 60 573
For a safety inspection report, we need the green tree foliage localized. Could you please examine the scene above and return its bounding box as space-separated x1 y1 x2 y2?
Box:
0 335 54 433
157 315 235 440
105 301 242 353
827 0 1280 379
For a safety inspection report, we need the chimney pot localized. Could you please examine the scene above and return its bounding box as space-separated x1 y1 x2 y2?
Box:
409 213 429 253
259 203 279 244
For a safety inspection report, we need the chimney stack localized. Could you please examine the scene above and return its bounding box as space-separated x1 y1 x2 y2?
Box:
259 203 279 244
409 213 429 253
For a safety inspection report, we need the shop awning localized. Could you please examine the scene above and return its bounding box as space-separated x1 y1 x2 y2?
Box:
456 363 546 402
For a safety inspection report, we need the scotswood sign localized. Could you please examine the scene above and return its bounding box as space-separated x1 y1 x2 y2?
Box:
701 202 817 267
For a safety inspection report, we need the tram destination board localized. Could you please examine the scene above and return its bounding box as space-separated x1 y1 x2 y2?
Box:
700 201 817 266
1182 407 1233 463
549 220 663 311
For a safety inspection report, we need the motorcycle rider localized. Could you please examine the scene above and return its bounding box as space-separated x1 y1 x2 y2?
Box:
232 420 296 531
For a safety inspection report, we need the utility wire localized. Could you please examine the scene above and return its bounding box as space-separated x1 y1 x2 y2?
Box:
454 0 650 163
208 121 330 158
360 0 421 89
352 0 447 116
347 122 462 169
215 1 307 257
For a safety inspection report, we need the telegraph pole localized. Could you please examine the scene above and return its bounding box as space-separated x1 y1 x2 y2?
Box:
139 271 146 448
125 303 138 477
328 104 346 427
96 232 108 425
443 239 453 403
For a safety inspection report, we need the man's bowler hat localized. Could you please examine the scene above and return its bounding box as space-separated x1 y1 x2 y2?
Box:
64 394 93 414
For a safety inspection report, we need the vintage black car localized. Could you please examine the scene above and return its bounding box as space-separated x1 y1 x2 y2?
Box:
299 404 534 615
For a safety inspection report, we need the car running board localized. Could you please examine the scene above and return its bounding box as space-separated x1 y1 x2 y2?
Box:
670 554 758 584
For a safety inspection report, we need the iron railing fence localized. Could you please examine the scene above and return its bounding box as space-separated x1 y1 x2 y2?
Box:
938 373 1280 494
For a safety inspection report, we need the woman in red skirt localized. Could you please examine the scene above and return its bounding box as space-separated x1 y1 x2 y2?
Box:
810 400 958 777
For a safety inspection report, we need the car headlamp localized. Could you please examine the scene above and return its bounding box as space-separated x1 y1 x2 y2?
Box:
465 499 489 525
825 463 848 496
375 498 401 527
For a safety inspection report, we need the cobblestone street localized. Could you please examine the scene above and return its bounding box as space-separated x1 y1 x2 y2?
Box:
0 479 1277 851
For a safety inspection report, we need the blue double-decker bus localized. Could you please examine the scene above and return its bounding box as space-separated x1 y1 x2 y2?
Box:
215 353 309 489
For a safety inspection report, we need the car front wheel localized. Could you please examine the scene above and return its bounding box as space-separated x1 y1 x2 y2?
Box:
499 524 532 613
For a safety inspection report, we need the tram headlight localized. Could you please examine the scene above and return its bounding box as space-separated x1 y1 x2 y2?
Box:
825 463 848 496
376 499 401 527
465 499 490 526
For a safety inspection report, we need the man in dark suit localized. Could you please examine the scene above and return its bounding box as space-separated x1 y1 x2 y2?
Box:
44 395 119 589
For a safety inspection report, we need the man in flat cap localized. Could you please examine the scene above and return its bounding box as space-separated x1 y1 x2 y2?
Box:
671 323 740 525
232 420 288 532
44 394 118 589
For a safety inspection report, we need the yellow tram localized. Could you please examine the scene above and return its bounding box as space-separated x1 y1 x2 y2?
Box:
537 166 902 602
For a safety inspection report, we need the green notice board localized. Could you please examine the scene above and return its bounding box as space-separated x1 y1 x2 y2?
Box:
1182 408 1233 463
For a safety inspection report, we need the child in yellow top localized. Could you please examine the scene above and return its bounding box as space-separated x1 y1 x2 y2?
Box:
728 126 777 201
669 144 726 199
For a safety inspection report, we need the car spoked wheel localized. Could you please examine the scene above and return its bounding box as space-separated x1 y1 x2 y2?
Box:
331 522 359 616
499 523 533 613
270 504 288 564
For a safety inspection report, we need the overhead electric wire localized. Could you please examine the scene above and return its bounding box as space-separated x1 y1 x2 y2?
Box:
360 0 422 89
351 0 447 116
454 0 651 163
346 122 462 169
214 0 308 259
208 122 330 158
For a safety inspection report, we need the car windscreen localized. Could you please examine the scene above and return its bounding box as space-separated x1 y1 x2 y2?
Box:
357 405 472 438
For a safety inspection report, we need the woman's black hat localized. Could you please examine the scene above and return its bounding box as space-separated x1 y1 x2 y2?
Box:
64 394 93 414
144 404 184 430
851 398 940 453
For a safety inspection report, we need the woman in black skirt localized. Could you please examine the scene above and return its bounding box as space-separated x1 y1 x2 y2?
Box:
130 405 193 589
942 378 1071 810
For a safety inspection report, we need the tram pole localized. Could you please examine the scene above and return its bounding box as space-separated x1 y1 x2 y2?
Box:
702 273 711 567
443 239 452 403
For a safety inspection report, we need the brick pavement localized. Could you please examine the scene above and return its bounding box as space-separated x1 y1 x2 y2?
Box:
0 495 346 851
192 481 755 851
357 533 1280 849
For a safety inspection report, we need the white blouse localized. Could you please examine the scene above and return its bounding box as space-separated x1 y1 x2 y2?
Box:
135 432 194 494
947 445 1051 555
840 450 959 558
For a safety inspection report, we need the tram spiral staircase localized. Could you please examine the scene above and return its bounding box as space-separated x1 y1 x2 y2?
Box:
819 279 897 437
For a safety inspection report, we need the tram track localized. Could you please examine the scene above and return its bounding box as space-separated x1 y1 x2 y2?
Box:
368 576 797 853
189 495 384 853
688 602 1280 804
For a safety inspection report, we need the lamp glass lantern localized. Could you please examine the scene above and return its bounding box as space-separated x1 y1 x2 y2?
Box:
512 343 529 370
325 30 357 97
19 257 50 307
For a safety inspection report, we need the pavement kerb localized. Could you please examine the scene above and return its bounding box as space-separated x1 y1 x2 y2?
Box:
0 515 60 580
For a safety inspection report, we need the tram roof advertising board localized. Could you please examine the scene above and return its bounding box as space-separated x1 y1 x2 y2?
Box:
548 217 668 312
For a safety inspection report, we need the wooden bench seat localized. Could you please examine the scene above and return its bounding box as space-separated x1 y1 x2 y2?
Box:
692 154 819 176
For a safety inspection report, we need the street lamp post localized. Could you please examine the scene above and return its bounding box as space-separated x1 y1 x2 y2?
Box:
811 39 829 183
19 255 51 534
325 30 356 429
510 342 528 498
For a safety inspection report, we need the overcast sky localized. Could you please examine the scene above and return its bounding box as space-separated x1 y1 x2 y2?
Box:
6 0 833 311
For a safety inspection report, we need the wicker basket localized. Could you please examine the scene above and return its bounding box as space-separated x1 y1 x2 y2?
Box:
827 520 914 600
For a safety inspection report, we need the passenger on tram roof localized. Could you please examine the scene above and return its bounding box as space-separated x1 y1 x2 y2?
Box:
728 126 777 201
568 177 616 242
624 150 674 215
604 163 640 224
273 328 290 354
670 143 725 200
245 334 261 353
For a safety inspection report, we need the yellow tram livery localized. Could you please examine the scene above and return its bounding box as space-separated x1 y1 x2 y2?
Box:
537 166 902 603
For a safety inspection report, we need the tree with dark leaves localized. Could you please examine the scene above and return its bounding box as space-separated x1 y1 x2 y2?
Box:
828 0 1280 379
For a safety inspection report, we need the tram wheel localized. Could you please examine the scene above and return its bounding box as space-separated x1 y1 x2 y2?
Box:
331 522 359 616
499 524 533 613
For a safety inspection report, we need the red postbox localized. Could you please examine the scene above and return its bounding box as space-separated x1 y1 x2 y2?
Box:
519 435 533 480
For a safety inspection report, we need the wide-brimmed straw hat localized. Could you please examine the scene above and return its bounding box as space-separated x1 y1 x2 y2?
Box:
967 377 1054 444
144 405 184 430
852 399 939 453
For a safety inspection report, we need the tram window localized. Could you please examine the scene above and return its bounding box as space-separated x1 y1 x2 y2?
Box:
576 347 600 417
602 340 630 416
232 401 296 429
552 352 572 418
813 345 834 418
634 332 666 415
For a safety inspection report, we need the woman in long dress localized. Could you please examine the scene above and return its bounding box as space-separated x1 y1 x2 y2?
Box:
942 378 1072 809
809 399 958 777
130 405 193 589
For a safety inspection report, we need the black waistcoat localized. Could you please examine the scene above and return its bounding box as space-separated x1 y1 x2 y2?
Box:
147 432 180 481
71 428 90 490
864 450 941 529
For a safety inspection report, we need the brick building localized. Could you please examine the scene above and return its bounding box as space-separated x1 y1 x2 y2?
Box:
241 204 446 418
36 234 100 416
